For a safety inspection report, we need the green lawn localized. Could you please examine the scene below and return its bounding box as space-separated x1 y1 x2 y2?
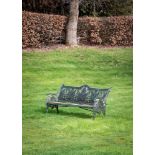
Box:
22 47 133 155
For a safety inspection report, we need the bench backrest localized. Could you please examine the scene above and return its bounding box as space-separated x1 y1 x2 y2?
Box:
57 84 111 104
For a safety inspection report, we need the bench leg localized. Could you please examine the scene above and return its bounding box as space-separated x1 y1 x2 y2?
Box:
100 108 105 117
100 110 105 118
46 104 48 113
51 105 54 109
93 112 96 119
93 109 97 119
103 106 106 116
56 105 59 113
103 109 106 116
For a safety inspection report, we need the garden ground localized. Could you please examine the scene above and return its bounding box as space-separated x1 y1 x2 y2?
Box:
22 47 133 155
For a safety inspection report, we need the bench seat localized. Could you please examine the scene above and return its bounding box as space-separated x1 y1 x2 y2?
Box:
47 101 94 108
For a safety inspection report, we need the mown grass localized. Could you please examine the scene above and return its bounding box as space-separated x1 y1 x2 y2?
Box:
22 47 133 155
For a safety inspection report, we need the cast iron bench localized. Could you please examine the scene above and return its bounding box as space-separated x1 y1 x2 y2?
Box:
46 84 111 119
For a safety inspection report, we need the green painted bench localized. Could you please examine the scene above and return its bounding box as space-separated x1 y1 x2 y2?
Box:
46 84 111 119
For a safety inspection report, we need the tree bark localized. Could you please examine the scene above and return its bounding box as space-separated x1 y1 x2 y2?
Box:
32 0 36 10
93 0 96 16
66 0 79 46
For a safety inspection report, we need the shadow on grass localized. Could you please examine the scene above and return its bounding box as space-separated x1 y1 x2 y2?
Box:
38 107 92 119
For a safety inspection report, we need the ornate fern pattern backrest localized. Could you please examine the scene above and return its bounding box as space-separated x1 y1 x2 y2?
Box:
58 84 110 104
85 88 110 103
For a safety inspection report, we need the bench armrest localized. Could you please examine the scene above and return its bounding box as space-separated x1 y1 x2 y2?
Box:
46 93 58 103
93 98 106 111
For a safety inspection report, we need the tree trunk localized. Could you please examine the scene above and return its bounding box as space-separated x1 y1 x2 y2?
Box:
66 0 79 46
93 0 96 16
32 0 36 10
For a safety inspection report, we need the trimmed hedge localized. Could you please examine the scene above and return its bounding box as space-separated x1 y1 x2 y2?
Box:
78 16 133 46
22 11 132 48
22 11 67 48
